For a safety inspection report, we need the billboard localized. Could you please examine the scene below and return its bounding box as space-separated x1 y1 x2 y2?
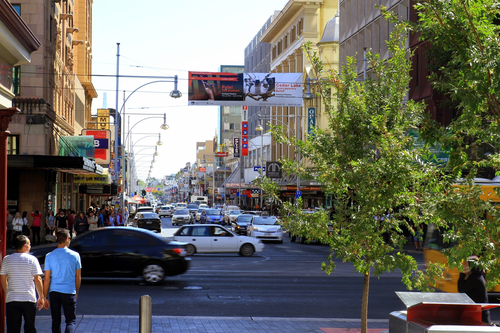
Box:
188 71 303 107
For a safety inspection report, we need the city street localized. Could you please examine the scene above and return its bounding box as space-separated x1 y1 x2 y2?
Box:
33 218 422 319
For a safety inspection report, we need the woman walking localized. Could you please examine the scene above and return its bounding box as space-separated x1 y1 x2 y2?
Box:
87 211 98 231
12 212 23 244
74 211 89 235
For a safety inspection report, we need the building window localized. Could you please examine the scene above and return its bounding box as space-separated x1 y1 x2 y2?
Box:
13 67 20 95
12 4 20 15
7 135 19 155
229 123 235 130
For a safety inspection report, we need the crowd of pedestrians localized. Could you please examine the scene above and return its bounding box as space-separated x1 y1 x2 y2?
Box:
5 204 130 248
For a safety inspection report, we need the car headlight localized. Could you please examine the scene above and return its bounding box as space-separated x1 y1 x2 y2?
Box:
252 226 258 231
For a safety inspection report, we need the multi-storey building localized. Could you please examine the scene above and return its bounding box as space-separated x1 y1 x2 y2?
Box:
6 0 100 218
259 0 339 208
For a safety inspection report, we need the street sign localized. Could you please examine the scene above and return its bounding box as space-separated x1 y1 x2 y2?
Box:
266 162 282 178
215 152 228 157
254 166 266 172
296 190 302 199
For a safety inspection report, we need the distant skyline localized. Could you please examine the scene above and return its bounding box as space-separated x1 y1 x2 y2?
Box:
91 0 288 181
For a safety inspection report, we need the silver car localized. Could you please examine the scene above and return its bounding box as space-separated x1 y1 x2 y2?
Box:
172 209 193 226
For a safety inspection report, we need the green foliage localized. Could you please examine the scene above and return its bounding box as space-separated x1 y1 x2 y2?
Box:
414 0 500 289
259 10 443 300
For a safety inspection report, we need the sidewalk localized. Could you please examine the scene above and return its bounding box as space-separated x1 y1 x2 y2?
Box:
33 315 390 333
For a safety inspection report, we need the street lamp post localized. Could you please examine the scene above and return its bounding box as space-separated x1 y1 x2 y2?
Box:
255 124 264 210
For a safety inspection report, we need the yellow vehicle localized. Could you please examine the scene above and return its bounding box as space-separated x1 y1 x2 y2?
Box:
423 178 500 293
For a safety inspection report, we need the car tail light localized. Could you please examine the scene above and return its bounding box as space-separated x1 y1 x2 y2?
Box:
173 247 186 256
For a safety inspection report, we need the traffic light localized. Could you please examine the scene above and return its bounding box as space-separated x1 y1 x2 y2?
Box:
141 189 146 196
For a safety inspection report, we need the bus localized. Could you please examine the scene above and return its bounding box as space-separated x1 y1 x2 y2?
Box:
423 178 500 293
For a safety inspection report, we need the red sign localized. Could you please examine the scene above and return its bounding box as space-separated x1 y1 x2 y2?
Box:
199 167 206 172
230 189 237 194
82 129 111 164
242 190 251 195
215 152 228 157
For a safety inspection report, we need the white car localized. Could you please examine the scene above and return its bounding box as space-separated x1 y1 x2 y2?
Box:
171 209 193 226
172 224 264 256
248 216 283 243
225 210 242 224
199 204 209 210
158 205 174 218
176 203 187 210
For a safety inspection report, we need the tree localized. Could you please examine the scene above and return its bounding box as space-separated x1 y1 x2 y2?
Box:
414 0 500 289
259 11 441 333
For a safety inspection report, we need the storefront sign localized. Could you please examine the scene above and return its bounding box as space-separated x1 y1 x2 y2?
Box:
233 138 240 158
79 184 111 195
308 107 315 137
74 175 109 184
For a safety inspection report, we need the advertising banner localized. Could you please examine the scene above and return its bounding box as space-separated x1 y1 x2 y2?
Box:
241 121 248 156
188 71 303 107
82 129 111 165
233 137 240 158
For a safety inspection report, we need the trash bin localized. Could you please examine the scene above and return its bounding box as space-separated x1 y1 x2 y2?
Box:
389 292 500 333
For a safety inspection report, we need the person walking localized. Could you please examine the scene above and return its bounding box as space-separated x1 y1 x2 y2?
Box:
55 210 67 232
73 212 88 236
87 211 98 231
96 209 104 228
45 210 56 240
115 209 124 226
12 212 23 241
0 235 45 333
43 229 82 333
200 210 207 224
30 211 42 246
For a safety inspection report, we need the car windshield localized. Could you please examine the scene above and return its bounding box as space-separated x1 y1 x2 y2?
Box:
253 217 278 225
139 213 158 219
206 209 221 215
174 210 189 215
229 210 241 215
237 215 252 222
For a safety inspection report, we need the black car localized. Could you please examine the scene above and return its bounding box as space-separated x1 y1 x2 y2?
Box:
231 214 254 235
133 212 161 233
30 227 190 285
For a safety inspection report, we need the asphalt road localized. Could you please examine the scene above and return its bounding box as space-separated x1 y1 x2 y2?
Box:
33 217 500 321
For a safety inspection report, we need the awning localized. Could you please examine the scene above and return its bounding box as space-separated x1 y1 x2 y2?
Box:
130 195 146 204
8 155 104 175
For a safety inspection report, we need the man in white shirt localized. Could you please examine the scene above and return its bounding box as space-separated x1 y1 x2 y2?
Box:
0 235 45 332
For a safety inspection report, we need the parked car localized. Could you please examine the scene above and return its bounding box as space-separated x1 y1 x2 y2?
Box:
199 204 209 210
248 216 283 243
205 209 225 224
133 212 161 233
158 205 174 218
231 214 254 235
172 224 264 256
29 227 190 285
224 210 242 224
172 209 193 226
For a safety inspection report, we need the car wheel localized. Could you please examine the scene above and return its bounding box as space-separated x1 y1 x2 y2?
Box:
239 243 255 257
142 263 166 285
185 244 196 256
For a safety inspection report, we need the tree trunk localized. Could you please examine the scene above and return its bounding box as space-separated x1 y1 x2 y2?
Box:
361 270 370 333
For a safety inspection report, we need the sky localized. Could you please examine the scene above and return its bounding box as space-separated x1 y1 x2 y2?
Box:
91 0 290 181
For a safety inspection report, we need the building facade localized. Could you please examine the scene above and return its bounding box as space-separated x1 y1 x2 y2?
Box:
7 0 100 221
259 0 339 208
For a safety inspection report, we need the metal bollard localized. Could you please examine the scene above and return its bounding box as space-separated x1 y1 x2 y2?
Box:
139 295 152 333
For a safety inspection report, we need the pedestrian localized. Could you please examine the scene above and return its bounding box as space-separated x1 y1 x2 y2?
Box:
115 209 124 226
0 235 45 333
55 210 67 232
21 211 30 238
43 229 82 333
200 210 207 224
96 209 104 228
12 212 23 241
74 211 88 236
124 207 129 225
87 211 98 231
107 211 114 227
45 210 56 238
30 211 42 246
458 256 490 323
66 210 75 238
6 210 13 248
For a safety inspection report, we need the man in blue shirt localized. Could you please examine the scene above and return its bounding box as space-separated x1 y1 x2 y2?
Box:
43 229 81 333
